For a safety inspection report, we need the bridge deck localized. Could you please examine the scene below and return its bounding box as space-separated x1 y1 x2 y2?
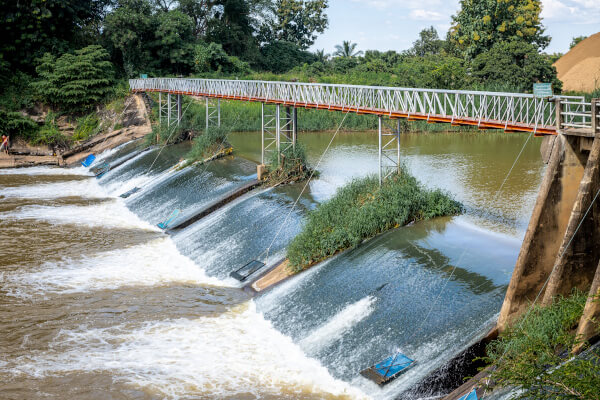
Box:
130 78 593 136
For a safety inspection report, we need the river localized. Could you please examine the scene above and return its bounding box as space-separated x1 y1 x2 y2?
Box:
0 129 543 399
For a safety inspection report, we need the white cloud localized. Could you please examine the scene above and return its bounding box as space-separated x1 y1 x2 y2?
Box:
409 9 444 21
541 0 600 23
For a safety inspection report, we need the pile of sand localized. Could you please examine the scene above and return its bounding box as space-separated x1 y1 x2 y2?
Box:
554 32 600 93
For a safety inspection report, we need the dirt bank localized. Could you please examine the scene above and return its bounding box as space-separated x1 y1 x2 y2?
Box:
0 94 152 169
554 32 600 93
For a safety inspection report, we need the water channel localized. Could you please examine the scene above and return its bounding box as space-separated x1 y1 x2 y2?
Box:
0 129 543 399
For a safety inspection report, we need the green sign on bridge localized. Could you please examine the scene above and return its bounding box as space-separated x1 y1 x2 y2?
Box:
533 83 553 97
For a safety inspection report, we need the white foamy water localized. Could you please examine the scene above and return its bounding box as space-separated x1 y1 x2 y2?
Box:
5 238 225 298
0 166 91 176
3 201 158 229
4 303 368 399
300 296 377 354
0 178 105 199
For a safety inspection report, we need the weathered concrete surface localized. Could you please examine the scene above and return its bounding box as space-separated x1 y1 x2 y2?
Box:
0 152 59 168
574 260 600 353
497 135 587 330
543 135 600 304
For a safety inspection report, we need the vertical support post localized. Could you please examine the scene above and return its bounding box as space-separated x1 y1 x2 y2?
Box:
217 99 221 127
378 115 383 186
177 94 182 126
292 107 298 150
592 98 599 135
261 103 265 165
555 97 563 132
276 104 281 164
167 94 172 128
205 97 209 131
159 92 162 125
396 120 401 174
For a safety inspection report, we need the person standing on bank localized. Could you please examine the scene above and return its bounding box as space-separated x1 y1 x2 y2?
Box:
0 135 9 154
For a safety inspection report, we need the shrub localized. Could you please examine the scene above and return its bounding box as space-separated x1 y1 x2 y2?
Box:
0 110 39 140
287 171 463 270
485 291 600 399
266 143 313 184
34 113 71 148
32 45 114 112
186 126 231 163
194 42 250 74
73 113 100 141
259 41 316 73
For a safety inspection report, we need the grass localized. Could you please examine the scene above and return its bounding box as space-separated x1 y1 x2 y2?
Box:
265 143 313 185
286 170 464 271
185 125 231 163
73 113 100 141
485 291 600 399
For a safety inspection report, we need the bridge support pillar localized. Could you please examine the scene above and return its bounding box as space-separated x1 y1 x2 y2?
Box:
159 93 180 130
497 133 600 333
378 116 401 186
206 98 221 130
261 103 297 165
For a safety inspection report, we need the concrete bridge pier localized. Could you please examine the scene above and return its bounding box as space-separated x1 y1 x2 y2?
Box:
498 99 600 349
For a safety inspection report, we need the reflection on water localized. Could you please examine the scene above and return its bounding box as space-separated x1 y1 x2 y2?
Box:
0 128 543 399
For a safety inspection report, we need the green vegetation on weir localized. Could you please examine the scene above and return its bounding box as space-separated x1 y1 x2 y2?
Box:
286 171 464 271
265 144 313 185
484 291 600 399
185 126 232 164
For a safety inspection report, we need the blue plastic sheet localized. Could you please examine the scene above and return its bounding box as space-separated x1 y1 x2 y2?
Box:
157 209 180 229
81 154 96 167
458 389 478 400
374 353 415 378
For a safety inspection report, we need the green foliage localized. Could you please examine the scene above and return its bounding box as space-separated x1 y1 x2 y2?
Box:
485 291 600 399
186 125 231 163
259 0 329 49
154 10 196 72
471 41 561 93
259 41 316 73
286 171 463 270
33 45 114 112
570 35 588 49
266 143 312 184
73 113 100 141
333 41 362 58
0 110 39 140
0 0 108 72
449 0 550 59
194 42 250 74
35 113 71 148
410 26 444 57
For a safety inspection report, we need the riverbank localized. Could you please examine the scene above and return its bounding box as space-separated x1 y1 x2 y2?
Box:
0 94 151 169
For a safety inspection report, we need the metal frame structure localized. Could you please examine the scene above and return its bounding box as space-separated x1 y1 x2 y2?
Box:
261 103 297 165
132 78 590 136
205 97 221 130
378 116 401 185
158 93 181 130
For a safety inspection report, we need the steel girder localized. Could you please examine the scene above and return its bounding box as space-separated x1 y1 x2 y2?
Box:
261 103 297 165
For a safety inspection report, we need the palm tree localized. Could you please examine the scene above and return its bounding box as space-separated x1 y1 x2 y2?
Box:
333 41 363 58
314 49 329 63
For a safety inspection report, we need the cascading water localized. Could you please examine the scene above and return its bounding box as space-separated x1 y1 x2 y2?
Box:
1 130 544 399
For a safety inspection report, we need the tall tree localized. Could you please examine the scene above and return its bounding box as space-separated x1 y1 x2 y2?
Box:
410 26 444 57
333 41 362 58
259 0 328 50
207 0 259 60
0 0 110 71
448 0 550 59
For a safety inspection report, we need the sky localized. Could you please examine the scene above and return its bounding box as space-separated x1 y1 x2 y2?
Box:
310 0 600 55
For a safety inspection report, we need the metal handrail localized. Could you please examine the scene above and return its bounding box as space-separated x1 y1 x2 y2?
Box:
129 78 592 134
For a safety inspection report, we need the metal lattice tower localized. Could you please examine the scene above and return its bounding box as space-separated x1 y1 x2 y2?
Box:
262 104 297 165
205 98 221 130
378 116 401 186
158 93 181 130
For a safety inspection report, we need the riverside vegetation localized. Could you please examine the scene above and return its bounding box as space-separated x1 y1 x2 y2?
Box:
484 291 600 399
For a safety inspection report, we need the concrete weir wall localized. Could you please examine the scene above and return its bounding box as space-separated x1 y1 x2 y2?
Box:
498 131 600 343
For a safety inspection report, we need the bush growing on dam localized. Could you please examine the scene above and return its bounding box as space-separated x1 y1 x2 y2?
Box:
286 170 463 271
186 126 232 163
484 291 600 399
266 144 313 185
